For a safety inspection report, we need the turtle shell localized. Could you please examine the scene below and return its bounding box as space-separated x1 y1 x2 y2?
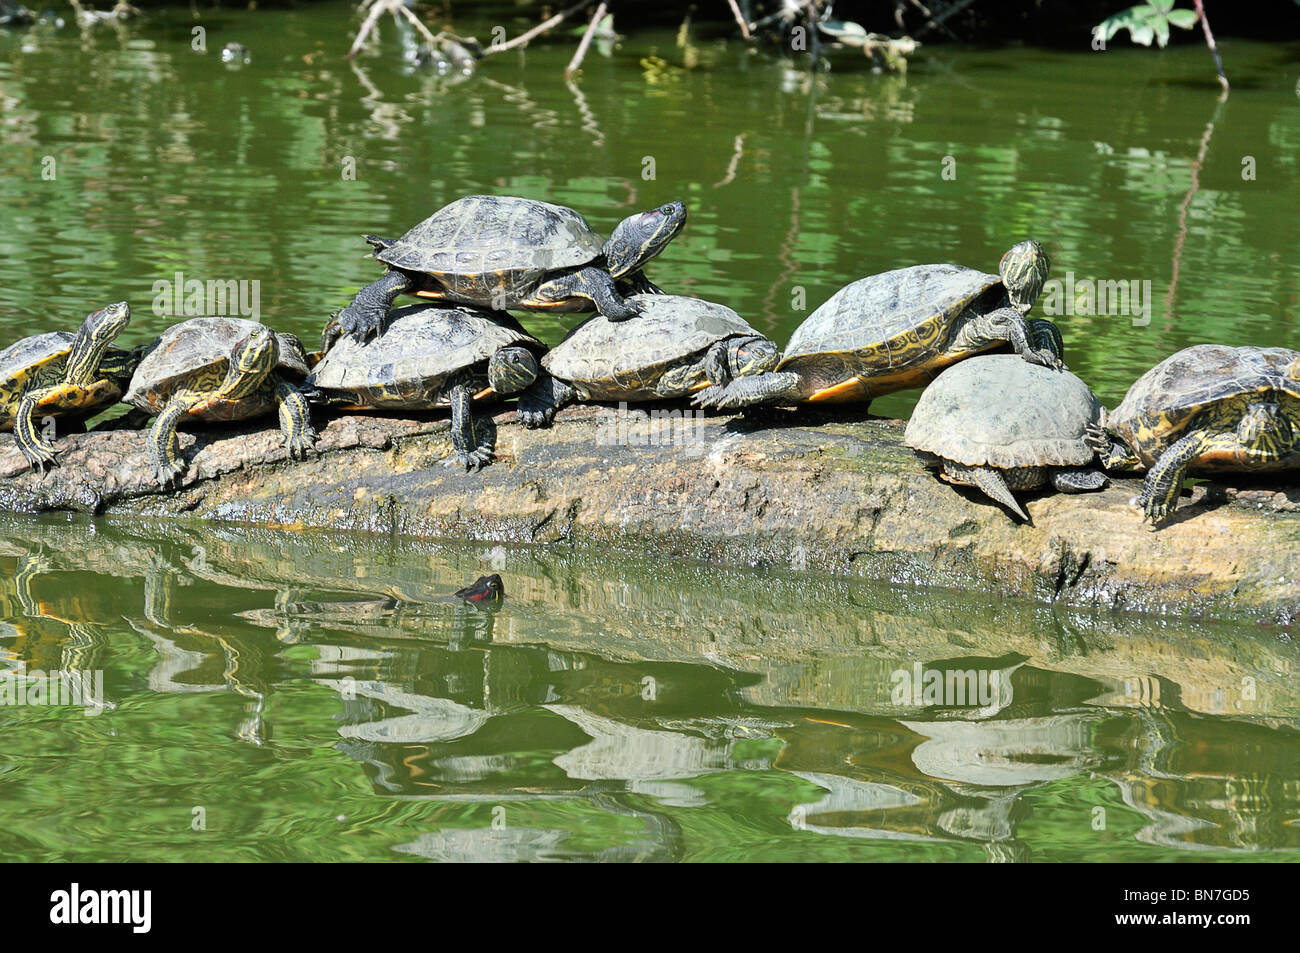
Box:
0 332 76 408
779 264 1008 400
307 302 543 409
542 295 760 401
377 195 605 304
905 354 1101 469
126 317 309 414
1106 345 1300 466
0 332 132 420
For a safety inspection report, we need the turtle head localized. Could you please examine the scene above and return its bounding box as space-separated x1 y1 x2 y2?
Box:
487 346 539 396
603 201 687 278
998 240 1051 314
223 325 280 398
730 335 781 377
66 301 131 384
1237 402 1292 454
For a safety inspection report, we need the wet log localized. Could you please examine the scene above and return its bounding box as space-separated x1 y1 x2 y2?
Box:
1 404 1297 625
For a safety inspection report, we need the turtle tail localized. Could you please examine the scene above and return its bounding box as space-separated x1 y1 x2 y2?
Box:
948 462 1030 522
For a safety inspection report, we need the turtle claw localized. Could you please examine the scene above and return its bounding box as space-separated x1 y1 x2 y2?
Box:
286 426 319 461
20 441 60 476
692 384 729 409
457 447 493 471
1084 423 1111 457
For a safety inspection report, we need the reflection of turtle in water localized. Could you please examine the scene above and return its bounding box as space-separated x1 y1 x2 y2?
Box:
126 319 317 486
0 301 135 472
334 195 687 341
695 240 1060 410
905 355 1107 522
1087 345 1300 525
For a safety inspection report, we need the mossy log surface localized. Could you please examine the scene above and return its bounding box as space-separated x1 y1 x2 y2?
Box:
1 404 1297 625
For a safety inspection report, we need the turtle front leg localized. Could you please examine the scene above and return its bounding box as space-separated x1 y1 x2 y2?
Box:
1085 422 1142 471
1141 428 1216 525
542 267 640 321
13 389 62 474
450 382 493 469
335 269 415 342
274 380 319 461
693 371 802 410
149 392 202 487
516 373 577 429
959 308 1063 369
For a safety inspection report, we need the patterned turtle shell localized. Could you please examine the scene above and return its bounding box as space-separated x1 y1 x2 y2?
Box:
126 317 310 417
376 195 606 302
542 295 761 400
308 303 543 409
1105 344 1300 468
0 332 133 421
776 264 1014 401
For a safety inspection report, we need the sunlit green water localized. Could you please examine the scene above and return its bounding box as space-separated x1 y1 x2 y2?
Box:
1 6 1298 861
2 514 1299 861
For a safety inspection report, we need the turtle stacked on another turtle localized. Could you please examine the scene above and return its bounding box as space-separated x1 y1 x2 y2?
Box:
333 195 687 343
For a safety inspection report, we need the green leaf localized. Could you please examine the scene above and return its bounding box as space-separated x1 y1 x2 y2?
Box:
1166 9 1200 28
1148 0 1175 13
1129 23 1156 45
1153 16 1171 47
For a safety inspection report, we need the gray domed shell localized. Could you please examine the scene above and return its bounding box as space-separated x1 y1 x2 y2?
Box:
1106 345 1300 461
783 264 1002 362
0 332 78 384
905 354 1101 469
308 303 542 399
543 295 758 390
378 195 605 297
126 317 309 409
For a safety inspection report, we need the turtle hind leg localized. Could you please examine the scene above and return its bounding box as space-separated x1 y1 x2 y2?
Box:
693 371 802 410
517 373 576 429
336 270 414 342
450 383 493 470
945 461 1030 522
274 380 318 461
1051 467 1108 492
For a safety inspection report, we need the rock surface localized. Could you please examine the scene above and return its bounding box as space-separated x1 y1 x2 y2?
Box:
1 403 1297 624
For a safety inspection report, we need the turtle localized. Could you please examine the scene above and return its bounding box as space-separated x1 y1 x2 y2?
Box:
0 301 135 473
307 302 544 469
333 195 688 342
125 318 317 486
517 294 780 428
1085 345 1300 525
694 240 1062 411
905 354 1108 522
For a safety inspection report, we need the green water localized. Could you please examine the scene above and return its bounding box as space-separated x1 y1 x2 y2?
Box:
1 6 1298 861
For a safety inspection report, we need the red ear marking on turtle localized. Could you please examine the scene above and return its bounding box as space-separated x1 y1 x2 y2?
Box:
473 386 494 400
